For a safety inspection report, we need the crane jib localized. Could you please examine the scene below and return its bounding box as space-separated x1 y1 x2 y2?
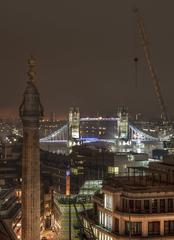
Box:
134 8 168 122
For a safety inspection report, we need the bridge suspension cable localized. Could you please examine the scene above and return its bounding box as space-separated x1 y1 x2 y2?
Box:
40 124 68 142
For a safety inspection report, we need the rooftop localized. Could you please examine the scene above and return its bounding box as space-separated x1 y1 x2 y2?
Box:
103 174 174 194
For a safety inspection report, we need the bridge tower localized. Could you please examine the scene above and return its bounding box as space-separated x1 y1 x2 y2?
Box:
68 107 80 147
117 106 129 141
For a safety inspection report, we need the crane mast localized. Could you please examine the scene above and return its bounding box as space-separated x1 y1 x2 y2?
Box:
134 8 168 122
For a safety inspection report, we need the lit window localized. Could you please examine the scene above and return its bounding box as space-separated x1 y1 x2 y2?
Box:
104 214 112 230
108 166 119 174
104 194 113 211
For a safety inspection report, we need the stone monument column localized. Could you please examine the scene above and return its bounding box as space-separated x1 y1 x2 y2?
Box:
19 57 43 240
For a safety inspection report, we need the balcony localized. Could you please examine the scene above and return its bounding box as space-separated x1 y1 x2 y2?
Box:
120 198 174 216
115 207 174 221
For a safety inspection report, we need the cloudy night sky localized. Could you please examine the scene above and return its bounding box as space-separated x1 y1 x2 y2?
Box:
0 0 174 119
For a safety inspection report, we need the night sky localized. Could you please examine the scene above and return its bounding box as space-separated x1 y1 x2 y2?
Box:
0 0 174 119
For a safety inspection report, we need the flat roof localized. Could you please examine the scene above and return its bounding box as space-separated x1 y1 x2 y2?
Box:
103 176 174 194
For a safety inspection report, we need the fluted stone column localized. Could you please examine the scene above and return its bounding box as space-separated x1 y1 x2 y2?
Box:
20 57 43 240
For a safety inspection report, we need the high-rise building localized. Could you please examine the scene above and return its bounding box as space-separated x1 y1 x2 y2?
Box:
19 57 43 240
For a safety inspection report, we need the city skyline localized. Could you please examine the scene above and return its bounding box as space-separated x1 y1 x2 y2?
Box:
0 0 174 119
1 2 174 240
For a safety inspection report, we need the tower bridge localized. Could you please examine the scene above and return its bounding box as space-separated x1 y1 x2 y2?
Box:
40 112 165 144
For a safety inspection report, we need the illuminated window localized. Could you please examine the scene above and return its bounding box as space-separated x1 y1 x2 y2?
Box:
71 168 78 175
108 166 119 174
104 214 112 230
104 194 113 211
99 211 104 225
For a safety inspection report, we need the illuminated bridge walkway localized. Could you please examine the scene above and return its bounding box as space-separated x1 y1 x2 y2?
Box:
39 117 170 143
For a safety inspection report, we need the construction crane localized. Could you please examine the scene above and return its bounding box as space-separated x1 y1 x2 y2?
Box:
133 8 168 122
